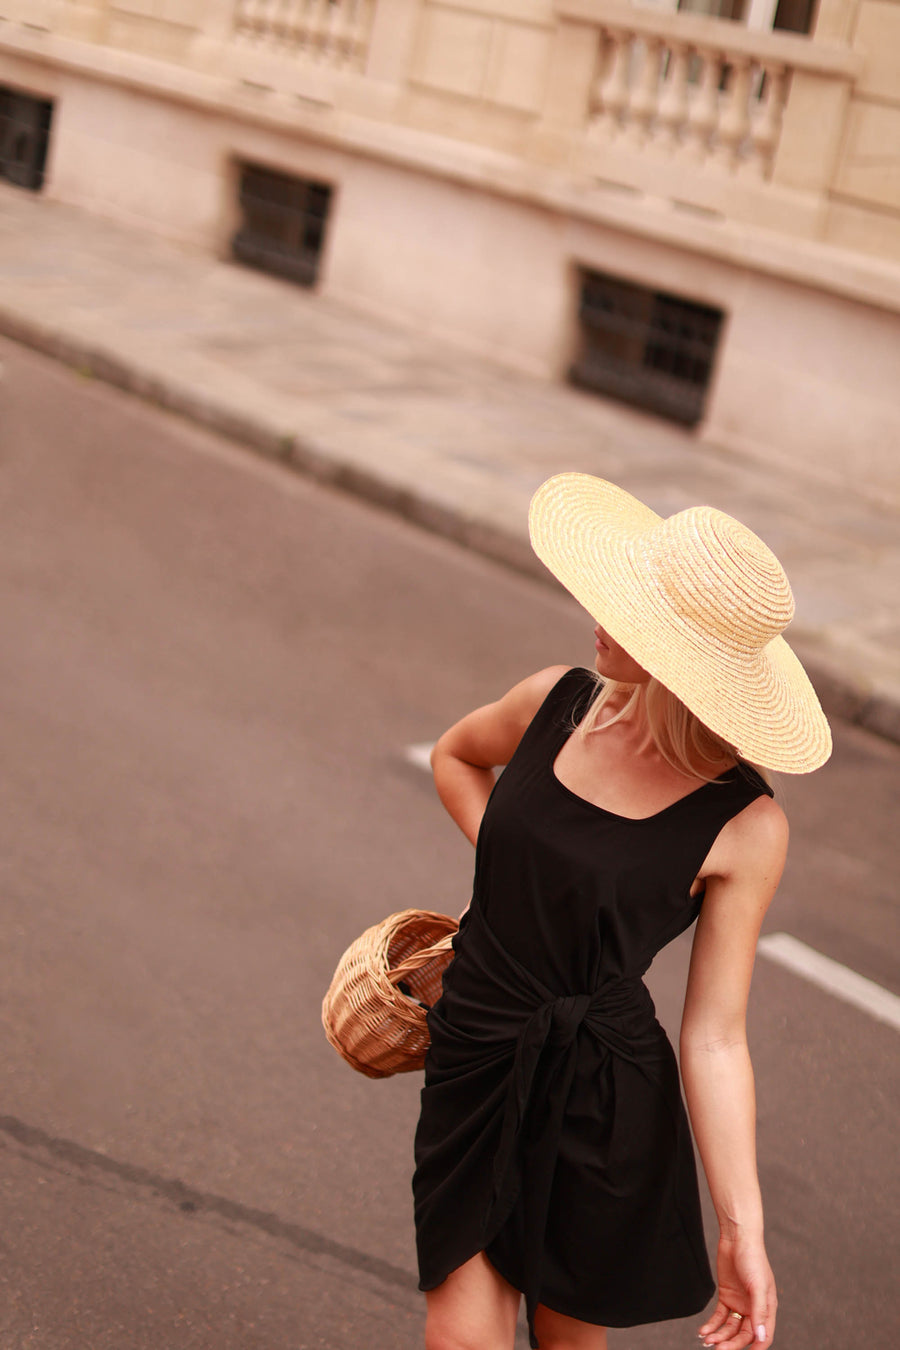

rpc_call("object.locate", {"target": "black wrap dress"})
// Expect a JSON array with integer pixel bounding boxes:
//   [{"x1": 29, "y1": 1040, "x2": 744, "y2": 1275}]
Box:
[{"x1": 413, "y1": 668, "x2": 773, "y2": 1348}]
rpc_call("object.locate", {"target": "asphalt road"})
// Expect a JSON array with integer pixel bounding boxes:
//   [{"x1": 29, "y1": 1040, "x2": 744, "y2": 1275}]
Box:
[{"x1": 0, "y1": 337, "x2": 897, "y2": 1350}]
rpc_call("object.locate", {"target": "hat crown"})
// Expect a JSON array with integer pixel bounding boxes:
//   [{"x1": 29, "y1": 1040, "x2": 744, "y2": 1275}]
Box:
[
  {"x1": 527, "y1": 473, "x2": 830, "y2": 771},
  {"x1": 640, "y1": 506, "x2": 794, "y2": 653}
]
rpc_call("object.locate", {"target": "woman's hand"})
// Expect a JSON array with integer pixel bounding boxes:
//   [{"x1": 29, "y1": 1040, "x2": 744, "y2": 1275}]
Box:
[{"x1": 698, "y1": 1231, "x2": 777, "y2": 1349}]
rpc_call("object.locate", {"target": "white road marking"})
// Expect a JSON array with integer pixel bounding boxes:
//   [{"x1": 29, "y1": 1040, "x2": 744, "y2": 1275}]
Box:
[
  {"x1": 404, "y1": 742, "x2": 435, "y2": 772},
  {"x1": 758, "y1": 933, "x2": 900, "y2": 1033}
]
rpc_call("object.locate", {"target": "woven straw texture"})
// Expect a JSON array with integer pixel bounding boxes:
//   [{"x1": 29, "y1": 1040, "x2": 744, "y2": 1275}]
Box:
[
  {"x1": 322, "y1": 909, "x2": 458, "y2": 1079},
  {"x1": 529, "y1": 474, "x2": 832, "y2": 773}
]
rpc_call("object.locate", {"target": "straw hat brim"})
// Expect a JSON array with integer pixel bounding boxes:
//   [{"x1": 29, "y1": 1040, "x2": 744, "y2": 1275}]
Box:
[{"x1": 529, "y1": 475, "x2": 832, "y2": 773}]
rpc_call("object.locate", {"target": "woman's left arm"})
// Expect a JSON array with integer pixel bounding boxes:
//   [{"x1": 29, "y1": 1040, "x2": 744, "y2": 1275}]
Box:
[{"x1": 680, "y1": 794, "x2": 790, "y2": 1350}]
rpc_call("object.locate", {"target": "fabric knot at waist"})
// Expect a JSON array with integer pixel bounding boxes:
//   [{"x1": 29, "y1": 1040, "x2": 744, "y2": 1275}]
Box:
[
  {"x1": 460, "y1": 906, "x2": 659, "y2": 1349},
  {"x1": 546, "y1": 993, "x2": 593, "y2": 1044}
]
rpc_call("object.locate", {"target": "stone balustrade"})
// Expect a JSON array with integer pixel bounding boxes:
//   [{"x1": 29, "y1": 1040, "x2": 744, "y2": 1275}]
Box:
[
  {"x1": 593, "y1": 31, "x2": 787, "y2": 179},
  {"x1": 0, "y1": 0, "x2": 865, "y2": 232},
  {"x1": 232, "y1": 0, "x2": 374, "y2": 71},
  {"x1": 556, "y1": 0, "x2": 859, "y2": 185}
]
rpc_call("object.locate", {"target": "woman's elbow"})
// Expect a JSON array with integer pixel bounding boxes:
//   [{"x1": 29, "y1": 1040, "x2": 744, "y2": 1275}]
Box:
[{"x1": 680, "y1": 1022, "x2": 748, "y2": 1058}]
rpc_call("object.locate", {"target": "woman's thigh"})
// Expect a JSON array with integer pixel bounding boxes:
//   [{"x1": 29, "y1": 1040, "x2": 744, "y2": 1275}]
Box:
[
  {"x1": 424, "y1": 1252, "x2": 520, "y2": 1350},
  {"x1": 533, "y1": 1303, "x2": 608, "y2": 1350}
]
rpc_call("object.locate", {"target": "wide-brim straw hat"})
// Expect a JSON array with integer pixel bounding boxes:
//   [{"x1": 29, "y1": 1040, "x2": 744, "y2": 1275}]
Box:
[{"x1": 528, "y1": 473, "x2": 831, "y2": 773}]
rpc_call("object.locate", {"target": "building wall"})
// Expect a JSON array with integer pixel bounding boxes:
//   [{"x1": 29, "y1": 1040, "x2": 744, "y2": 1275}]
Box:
[
  {"x1": 48, "y1": 75, "x2": 228, "y2": 243},
  {"x1": 823, "y1": 0, "x2": 900, "y2": 258},
  {"x1": 1, "y1": 2, "x2": 899, "y2": 500},
  {"x1": 326, "y1": 159, "x2": 573, "y2": 375}
]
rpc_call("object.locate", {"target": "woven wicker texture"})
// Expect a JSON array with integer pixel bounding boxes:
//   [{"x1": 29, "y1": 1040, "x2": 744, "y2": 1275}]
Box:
[
  {"x1": 322, "y1": 909, "x2": 458, "y2": 1079},
  {"x1": 529, "y1": 473, "x2": 832, "y2": 773}
]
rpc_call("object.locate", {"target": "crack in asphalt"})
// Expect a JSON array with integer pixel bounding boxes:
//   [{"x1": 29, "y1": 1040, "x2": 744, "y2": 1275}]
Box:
[{"x1": 0, "y1": 1114, "x2": 418, "y2": 1295}]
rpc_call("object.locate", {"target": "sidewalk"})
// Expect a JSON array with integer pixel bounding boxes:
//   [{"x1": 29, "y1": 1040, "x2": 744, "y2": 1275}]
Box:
[{"x1": 1, "y1": 185, "x2": 898, "y2": 745}]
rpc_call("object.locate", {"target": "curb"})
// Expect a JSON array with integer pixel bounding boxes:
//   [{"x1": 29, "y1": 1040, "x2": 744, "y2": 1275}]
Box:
[{"x1": 2, "y1": 304, "x2": 898, "y2": 753}]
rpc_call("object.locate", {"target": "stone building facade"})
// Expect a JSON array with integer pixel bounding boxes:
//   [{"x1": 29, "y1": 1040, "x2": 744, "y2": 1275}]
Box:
[{"x1": 1, "y1": 0, "x2": 898, "y2": 498}]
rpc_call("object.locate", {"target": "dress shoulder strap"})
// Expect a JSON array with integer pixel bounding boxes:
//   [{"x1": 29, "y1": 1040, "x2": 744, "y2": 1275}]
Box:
[
  {"x1": 536, "y1": 666, "x2": 599, "y2": 736},
  {"x1": 503, "y1": 667, "x2": 595, "y2": 768},
  {"x1": 674, "y1": 763, "x2": 775, "y2": 853}
]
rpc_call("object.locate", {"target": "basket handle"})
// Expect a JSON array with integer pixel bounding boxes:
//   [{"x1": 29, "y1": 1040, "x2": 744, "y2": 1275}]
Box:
[{"x1": 388, "y1": 931, "x2": 456, "y2": 985}]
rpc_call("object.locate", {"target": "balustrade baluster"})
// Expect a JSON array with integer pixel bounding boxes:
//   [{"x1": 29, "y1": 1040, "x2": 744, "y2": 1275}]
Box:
[
  {"x1": 256, "y1": 0, "x2": 274, "y2": 44},
  {"x1": 629, "y1": 38, "x2": 663, "y2": 143},
  {"x1": 335, "y1": 0, "x2": 365, "y2": 69},
  {"x1": 658, "y1": 43, "x2": 690, "y2": 151},
  {"x1": 246, "y1": 0, "x2": 271, "y2": 44},
  {"x1": 327, "y1": 0, "x2": 349, "y2": 67},
  {"x1": 323, "y1": 0, "x2": 346, "y2": 63},
  {"x1": 289, "y1": 0, "x2": 310, "y2": 52},
  {"x1": 282, "y1": 0, "x2": 304, "y2": 48},
  {"x1": 353, "y1": 0, "x2": 375, "y2": 69},
  {"x1": 235, "y1": 0, "x2": 259, "y2": 40},
  {"x1": 231, "y1": 0, "x2": 371, "y2": 67},
  {"x1": 297, "y1": 0, "x2": 318, "y2": 55},
  {"x1": 315, "y1": 0, "x2": 333, "y2": 61},
  {"x1": 259, "y1": 0, "x2": 279, "y2": 46},
  {"x1": 686, "y1": 49, "x2": 721, "y2": 162},
  {"x1": 309, "y1": 0, "x2": 333, "y2": 59},
  {"x1": 750, "y1": 63, "x2": 787, "y2": 178},
  {"x1": 270, "y1": 0, "x2": 293, "y2": 48},
  {"x1": 597, "y1": 30, "x2": 632, "y2": 135},
  {"x1": 717, "y1": 56, "x2": 753, "y2": 168},
  {"x1": 258, "y1": 0, "x2": 278, "y2": 45}
]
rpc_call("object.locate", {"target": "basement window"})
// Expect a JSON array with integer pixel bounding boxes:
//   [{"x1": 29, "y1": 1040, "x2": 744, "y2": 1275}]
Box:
[
  {"x1": 0, "y1": 87, "x2": 53, "y2": 191},
  {"x1": 570, "y1": 269, "x2": 725, "y2": 426},
  {"x1": 232, "y1": 163, "x2": 333, "y2": 287}
]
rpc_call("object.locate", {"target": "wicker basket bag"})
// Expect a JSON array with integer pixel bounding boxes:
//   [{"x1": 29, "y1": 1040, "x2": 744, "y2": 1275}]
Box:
[{"x1": 322, "y1": 909, "x2": 458, "y2": 1079}]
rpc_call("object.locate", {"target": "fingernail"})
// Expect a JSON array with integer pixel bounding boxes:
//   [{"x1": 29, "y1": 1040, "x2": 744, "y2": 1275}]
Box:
[{"x1": 756, "y1": 1328, "x2": 767, "y2": 1343}]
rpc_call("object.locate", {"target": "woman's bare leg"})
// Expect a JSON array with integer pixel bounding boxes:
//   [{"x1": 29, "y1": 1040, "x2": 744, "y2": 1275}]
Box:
[
  {"x1": 533, "y1": 1304, "x2": 608, "y2": 1350},
  {"x1": 424, "y1": 1252, "x2": 521, "y2": 1350}
]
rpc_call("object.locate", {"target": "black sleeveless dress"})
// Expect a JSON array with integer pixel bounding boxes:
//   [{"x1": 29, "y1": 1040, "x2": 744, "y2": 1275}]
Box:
[{"x1": 413, "y1": 668, "x2": 773, "y2": 1348}]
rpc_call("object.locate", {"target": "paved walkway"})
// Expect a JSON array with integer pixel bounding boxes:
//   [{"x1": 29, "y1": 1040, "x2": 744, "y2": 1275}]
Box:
[{"x1": 1, "y1": 184, "x2": 898, "y2": 744}]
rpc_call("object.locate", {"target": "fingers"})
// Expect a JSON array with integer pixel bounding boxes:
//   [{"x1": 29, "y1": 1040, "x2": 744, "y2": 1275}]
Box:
[
  {"x1": 698, "y1": 1301, "x2": 745, "y2": 1347},
  {"x1": 750, "y1": 1289, "x2": 776, "y2": 1349},
  {"x1": 698, "y1": 1306, "x2": 767, "y2": 1350},
  {"x1": 698, "y1": 1300, "x2": 731, "y2": 1342}
]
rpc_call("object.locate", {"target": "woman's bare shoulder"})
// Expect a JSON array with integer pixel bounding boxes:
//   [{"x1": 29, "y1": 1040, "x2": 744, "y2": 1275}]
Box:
[
  {"x1": 706, "y1": 791, "x2": 789, "y2": 885},
  {"x1": 731, "y1": 791, "x2": 788, "y2": 845},
  {"x1": 490, "y1": 663, "x2": 577, "y2": 728},
  {"x1": 503, "y1": 664, "x2": 574, "y2": 709},
  {"x1": 435, "y1": 665, "x2": 576, "y2": 770}
]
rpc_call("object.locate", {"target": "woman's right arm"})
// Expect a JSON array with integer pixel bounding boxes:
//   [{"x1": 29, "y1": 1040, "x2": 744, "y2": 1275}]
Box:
[{"x1": 430, "y1": 665, "x2": 570, "y2": 846}]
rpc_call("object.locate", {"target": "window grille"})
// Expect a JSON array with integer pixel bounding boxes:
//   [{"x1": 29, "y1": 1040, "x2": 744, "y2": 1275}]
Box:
[
  {"x1": 0, "y1": 88, "x2": 53, "y2": 191},
  {"x1": 232, "y1": 163, "x2": 333, "y2": 287},
  {"x1": 570, "y1": 270, "x2": 725, "y2": 426}
]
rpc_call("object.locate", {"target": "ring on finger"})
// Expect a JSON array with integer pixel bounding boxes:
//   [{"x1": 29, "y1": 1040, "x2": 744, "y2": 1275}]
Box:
[{"x1": 729, "y1": 1311, "x2": 744, "y2": 1321}]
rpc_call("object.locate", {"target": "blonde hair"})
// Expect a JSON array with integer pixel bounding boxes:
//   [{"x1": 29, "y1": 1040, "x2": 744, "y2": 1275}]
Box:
[{"x1": 577, "y1": 672, "x2": 754, "y2": 782}]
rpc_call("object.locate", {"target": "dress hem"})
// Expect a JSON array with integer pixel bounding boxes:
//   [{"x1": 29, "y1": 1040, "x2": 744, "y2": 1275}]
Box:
[{"x1": 418, "y1": 1246, "x2": 716, "y2": 1331}]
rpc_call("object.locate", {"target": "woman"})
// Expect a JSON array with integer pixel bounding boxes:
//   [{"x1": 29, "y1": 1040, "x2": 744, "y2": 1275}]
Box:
[{"x1": 412, "y1": 475, "x2": 831, "y2": 1350}]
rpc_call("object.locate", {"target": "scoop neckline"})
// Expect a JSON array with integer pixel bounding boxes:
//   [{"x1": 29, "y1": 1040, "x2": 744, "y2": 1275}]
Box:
[{"x1": 549, "y1": 738, "x2": 736, "y2": 824}]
